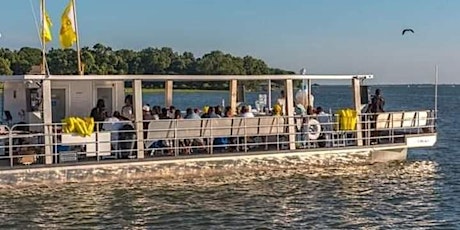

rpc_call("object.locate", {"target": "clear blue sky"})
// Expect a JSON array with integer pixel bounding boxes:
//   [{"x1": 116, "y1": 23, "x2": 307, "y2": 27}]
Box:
[{"x1": 0, "y1": 0, "x2": 458, "y2": 84}]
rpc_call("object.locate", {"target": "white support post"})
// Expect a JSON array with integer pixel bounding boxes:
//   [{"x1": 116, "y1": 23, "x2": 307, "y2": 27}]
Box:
[
  {"x1": 352, "y1": 78, "x2": 363, "y2": 146},
  {"x1": 42, "y1": 79, "x2": 53, "y2": 164},
  {"x1": 133, "y1": 79, "x2": 144, "y2": 158},
  {"x1": 165, "y1": 80, "x2": 173, "y2": 107},
  {"x1": 229, "y1": 79, "x2": 238, "y2": 115},
  {"x1": 285, "y1": 79, "x2": 296, "y2": 150}
]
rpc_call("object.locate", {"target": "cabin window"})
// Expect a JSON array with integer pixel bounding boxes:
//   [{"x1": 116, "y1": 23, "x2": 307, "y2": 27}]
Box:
[{"x1": 26, "y1": 88, "x2": 41, "y2": 112}]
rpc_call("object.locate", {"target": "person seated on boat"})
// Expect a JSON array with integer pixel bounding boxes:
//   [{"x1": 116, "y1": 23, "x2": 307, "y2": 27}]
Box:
[
  {"x1": 201, "y1": 106, "x2": 210, "y2": 118},
  {"x1": 240, "y1": 105, "x2": 254, "y2": 118},
  {"x1": 224, "y1": 106, "x2": 233, "y2": 117},
  {"x1": 295, "y1": 102, "x2": 306, "y2": 115},
  {"x1": 316, "y1": 107, "x2": 332, "y2": 147},
  {"x1": 159, "y1": 108, "x2": 170, "y2": 119},
  {"x1": 183, "y1": 108, "x2": 205, "y2": 153},
  {"x1": 90, "y1": 99, "x2": 108, "y2": 131},
  {"x1": 174, "y1": 110, "x2": 183, "y2": 119},
  {"x1": 121, "y1": 95, "x2": 134, "y2": 120},
  {"x1": 215, "y1": 105, "x2": 223, "y2": 117},
  {"x1": 142, "y1": 105, "x2": 153, "y2": 139},
  {"x1": 276, "y1": 90, "x2": 286, "y2": 115},
  {"x1": 185, "y1": 108, "x2": 201, "y2": 119},
  {"x1": 207, "y1": 107, "x2": 221, "y2": 118},
  {"x1": 272, "y1": 104, "x2": 282, "y2": 116},
  {"x1": 168, "y1": 106, "x2": 176, "y2": 119},
  {"x1": 102, "y1": 111, "x2": 125, "y2": 151},
  {"x1": 151, "y1": 106, "x2": 160, "y2": 120}
]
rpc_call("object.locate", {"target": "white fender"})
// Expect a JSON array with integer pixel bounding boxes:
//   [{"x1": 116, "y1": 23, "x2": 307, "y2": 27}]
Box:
[{"x1": 306, "y1": 118, "x2": 321, "y2": 140}]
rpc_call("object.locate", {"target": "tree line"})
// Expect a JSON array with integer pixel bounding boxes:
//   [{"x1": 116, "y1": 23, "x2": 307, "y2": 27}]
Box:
[{"x1": 0, "y1": 43, "x2": 294, "y2": 90}]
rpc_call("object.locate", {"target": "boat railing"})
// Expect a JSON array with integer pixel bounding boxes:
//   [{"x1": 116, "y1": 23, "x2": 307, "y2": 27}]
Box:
[{"x1": 0, "y1": 110, "x2": 436, "y2": 168}]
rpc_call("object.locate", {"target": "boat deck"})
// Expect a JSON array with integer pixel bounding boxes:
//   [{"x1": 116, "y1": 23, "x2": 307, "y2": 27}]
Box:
[{"x1": 0, "y1": 111, "x2": 436, "y2": 169}]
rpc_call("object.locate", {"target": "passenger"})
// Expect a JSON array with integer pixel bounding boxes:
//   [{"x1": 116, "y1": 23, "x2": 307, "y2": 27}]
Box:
[
  {"x1": 272, "y1": 104, "x2": 282, "y2": 116},
  {"x1": 90, "y1": 99, "x2": 108, "y2": 131},
  {"x1": 121, "y1": 95, "x2": 133, "y2": 120},
  {"x1": 184, "y1": 108, "x2": 204, "y2": 153},
  {"x1": 201, "y1": 106, "x2": 210, "y2": 118},
  {"x1": 276, "y1": 90, "x2": 286, "y2": 115},
  {"x1": 159, "y1": 108, "x2": 170, "y2": 119},
  {"x1": 316, "y1": 107, "x2": 332, "y2": 147},
  {"x1": 185, "y1": 108, "x2": 201, "y2": 119},
  {"x1": 240, "y1": 106, "x2": 254, "y2": 118},
  {"x1": 174, "y1": 109, "x2": 183, "y2": 119},
  {"x1": 295, "y1": 102, "x2": 306, "y2": 115},
  {"x1": 168, "y1": 106, "x2": 176, "y2": 119},
  {"x1": 208, "y1": 107, "x2": 221, "y2": 118},
  {"x1": 367, "y1": 89, "x2": 385, "y2": 143},
  {"x1": 151, "y1": 106, "x2": 160, "y2": 120},
  {"x1": 102, "y1": 111, "x2": 124, "y2": 152},
  {"x1": 142, "y1": 105, "x2": 153, "y2": 139},
  {"x1": 215, "y1": 105, "x2": 223, "y2": 117},
  {"x1": 369, "y1": 89, "x2": 385, "y2": 113},
  {"x1": 224, "y1": 106, "x2": 233, "y2": 117}
]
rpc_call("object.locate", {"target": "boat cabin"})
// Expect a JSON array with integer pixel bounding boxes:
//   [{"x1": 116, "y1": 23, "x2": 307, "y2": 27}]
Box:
[{"x1": 2, "y1": 77, "x2": 125, "y2": 125}]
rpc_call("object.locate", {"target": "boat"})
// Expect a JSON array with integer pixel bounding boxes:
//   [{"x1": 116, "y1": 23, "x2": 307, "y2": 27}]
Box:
[
  {"x1": 0, "y1": 0, "x2": 437, "y2": 185},
  {"x1": 0, "y1": 73, "x2": 437, "y2": 186}
]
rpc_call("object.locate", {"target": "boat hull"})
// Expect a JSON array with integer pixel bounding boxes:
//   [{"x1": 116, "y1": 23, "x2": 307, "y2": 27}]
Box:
[{"x1": 0, "y1": 143, "x2": 416, "y2": 187}]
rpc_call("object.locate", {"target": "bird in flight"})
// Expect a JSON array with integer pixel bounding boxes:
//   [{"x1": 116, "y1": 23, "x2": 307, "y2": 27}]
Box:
[{"x1": 402, "y1": 29, "x2": 414, "y2": 35}]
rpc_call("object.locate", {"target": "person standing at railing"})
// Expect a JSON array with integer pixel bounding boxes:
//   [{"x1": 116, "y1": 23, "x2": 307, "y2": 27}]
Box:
[
  {"x1": 368, "y1": 89, "x2": 385, "y2": 113},
  {"x1": 366, "y1": 89, "x2": 385, "y2": 144}
]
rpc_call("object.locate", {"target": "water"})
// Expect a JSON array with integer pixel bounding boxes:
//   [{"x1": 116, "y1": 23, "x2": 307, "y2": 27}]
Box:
[{"x1": 0, "y1": 85, "x2": 459, "y2": 229}]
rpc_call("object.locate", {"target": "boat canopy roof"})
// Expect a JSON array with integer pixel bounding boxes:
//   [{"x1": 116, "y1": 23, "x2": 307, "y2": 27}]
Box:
[{"x1": 0, "y1": 74, "x2": 373, "y2": 82}]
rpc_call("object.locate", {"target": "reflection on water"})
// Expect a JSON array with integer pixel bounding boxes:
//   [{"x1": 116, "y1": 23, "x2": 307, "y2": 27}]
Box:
[{"x1": 0, "y1": 156, "x2": 455, "y2": 229}]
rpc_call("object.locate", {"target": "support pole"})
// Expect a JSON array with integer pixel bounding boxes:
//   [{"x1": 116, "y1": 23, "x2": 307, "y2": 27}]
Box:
[
  {"x1": 42, "y1": 79, "x2": 53, "y2": 164},
  {"x1": 229, "y1": 79, "x2": 238, "y2": 115},
  {"x1": 352, "y1": 77, "x2": 363, "y2": 146},
  {"x1": 285, "y1": 79, "x2": 296, "y2": 150},
  {"x1": 133, "y1": 79, "x2": 144, "y2": 158},
  {"x1": 268, "y1": 79, "x2": 272, "y2": 110},
  {"x1": 165, "y1": 80, "x2": 173, "y2": 107},
  {"x1": 40, "y1": 0, "x2": 46, "y2": 75},
  {"x1": 72, "y1": 0, "x2": 83, "y2": 75},
  {"x1": 307, "y1": 79, "x2": 312, "y2": 107}
]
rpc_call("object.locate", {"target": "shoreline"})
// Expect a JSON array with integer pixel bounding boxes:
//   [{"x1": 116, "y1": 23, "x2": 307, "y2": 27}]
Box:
[{"x1": 124, "y1": 88, "x2": 227, "y2": 93}]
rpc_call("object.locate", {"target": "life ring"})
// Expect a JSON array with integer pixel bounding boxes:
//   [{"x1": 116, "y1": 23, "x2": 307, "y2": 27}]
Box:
[{"x1": 304, "y1": 118, "x2": 322, "y2": 140}]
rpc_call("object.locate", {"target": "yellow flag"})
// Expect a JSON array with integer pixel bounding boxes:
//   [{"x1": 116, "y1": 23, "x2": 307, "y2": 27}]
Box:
[
  {"x1": 41, "y1": 11, "x2": 53, "y2": 43},
  {"x1": 60, "y1": 0, "x2": 77, "y2": 48}
]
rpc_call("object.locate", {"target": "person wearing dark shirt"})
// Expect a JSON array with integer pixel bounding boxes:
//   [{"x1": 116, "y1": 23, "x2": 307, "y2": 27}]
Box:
[
  {"x1": 369, "y1": 89, "x2": 385, "y2": 113},
  {"x1": 90, "y1": 99, "x2": 108, "y2": 131}
]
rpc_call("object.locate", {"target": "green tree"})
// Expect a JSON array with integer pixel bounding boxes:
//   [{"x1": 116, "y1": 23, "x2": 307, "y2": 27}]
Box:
[
  {"x1": 0, "y1": 43, "x2": 294, "y2": 89},
  {"x1": 0, "y1": 57, "x2": 13, "y2": 75}
]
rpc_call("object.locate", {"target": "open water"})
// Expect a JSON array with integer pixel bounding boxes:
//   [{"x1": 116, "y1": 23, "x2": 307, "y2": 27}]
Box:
[{"x1": 0, "y1": 85, "x2": 458, "y2": 229}]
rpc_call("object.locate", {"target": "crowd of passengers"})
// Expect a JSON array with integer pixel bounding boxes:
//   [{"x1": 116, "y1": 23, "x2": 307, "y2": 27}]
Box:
[{"x1": 88, "y1": 89, "x2": 386, "y2": 155}]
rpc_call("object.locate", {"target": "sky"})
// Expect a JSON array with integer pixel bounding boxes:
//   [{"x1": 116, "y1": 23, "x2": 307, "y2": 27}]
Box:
[{"x1": 0, "y1": 0, "x2": 459, "y2": 84}]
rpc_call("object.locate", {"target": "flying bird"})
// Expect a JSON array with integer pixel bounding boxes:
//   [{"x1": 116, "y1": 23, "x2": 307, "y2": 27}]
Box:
[{"x1": 402, "y1": 29, "x2": 414, "y2": 35}]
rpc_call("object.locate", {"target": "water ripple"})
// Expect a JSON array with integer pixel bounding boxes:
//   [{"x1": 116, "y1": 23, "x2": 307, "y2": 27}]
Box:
[{"x1": 0, "y1": 156, "x2": 455, "y2": 229}]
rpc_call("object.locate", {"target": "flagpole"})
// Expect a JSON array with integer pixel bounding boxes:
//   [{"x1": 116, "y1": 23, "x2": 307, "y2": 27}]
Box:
[
  {"x1": 72, "y1": 0, "x2": 83, "y2": 75},
  {"x1": 41, "y1": 0, "x2": 46, "y2": 75}
]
